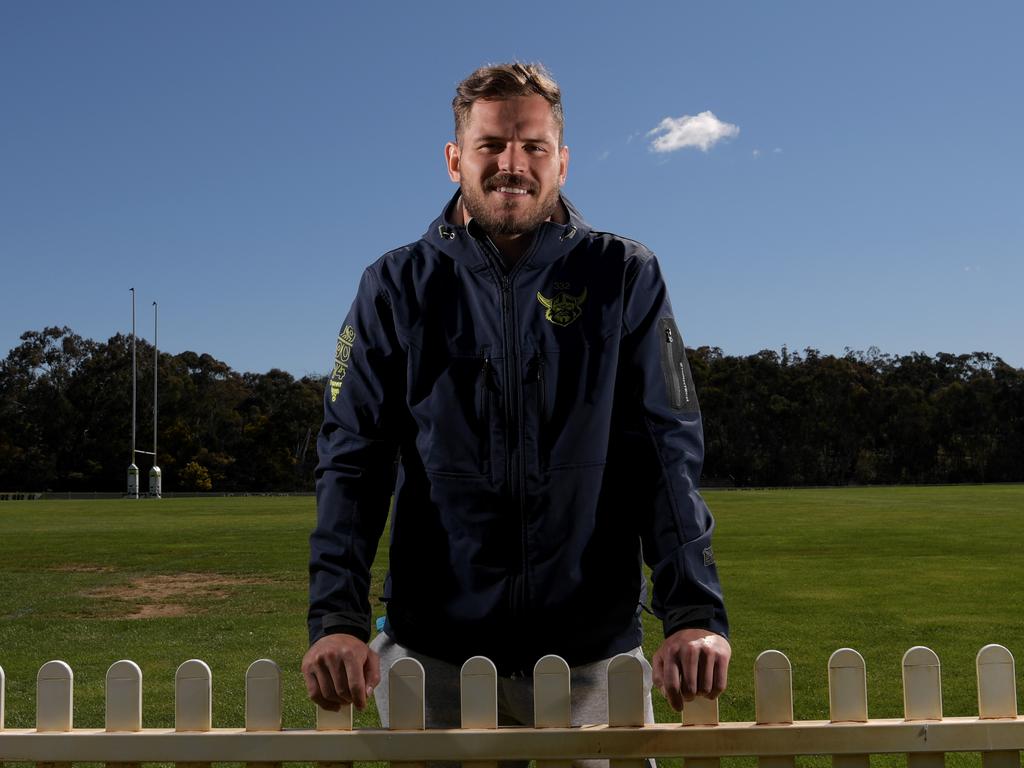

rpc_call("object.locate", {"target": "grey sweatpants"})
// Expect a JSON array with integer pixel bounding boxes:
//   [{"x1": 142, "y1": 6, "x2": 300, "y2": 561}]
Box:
[{"x1": 369, "y1": 632, "x2": 655, "y2": 767}]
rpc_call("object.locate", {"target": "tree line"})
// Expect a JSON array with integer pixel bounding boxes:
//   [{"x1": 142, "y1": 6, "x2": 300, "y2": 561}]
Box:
[
  {"x1": 0, "y1": 327, "x2": 322, "y2": 492},
  {"x1": 1, "y1": 327, "x2": 1022, "y2": 492}
]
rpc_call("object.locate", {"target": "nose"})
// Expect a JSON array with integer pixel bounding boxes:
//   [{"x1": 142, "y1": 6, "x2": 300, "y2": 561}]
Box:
[{"x1": 497, "y1": 143, "x2": 525, "y2": 174}]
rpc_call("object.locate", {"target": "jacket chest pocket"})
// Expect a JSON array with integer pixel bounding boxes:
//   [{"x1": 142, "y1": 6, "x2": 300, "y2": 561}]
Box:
[
  {"x1": 410, "y1": 347, "x2": 501, "y2": 478},
  {"x1": 522, "y1": 337, "x2": 617, "y2": 480}
]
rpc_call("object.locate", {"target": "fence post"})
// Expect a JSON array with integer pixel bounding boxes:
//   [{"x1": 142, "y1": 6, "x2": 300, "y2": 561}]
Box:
[
  {"x1": 245, "y1": 659, "x2": 283, "y2": 768},
  {"x1": 534, "y1": 655, "x2": 571, "y2": 728},
  {"x1": 683, "y1": 695, "x2": 721, "y2": 768},
  {"x1": 461, "y1": 656, "x2": 497, "y2": 729},
  {"x1": 35, "y1": 660, "x2": 73, "y2": 768},
  {"x1": 316, "y1": 702, "x2": 353, "y2": 730},
  {"x1": 534, "y1": 655, "x2": 571, "y2": 768},
  {"x1": 462, "y1": 656, "x2": 498, "y2": 768},
  {"x1": 175, "y1": 659, "x2": 213, "y2": 768},
  {"x1": 828, "y1": 648, "x2": 868, "y2": 768},
  {"x1": 902, "y1": 646, "x2": 943, "y2": 768},
  {"x1": 977, "y1": 644, "x2": 1016, "y2": 719},
  {"x1": 608, "y1": 653, "x2": 645, "y2": 768},
  {"x1": 976, "y1": 644, "x2": 1018, "y2": 768},
  {"x1": 755, "y1": 650, "x2": 794, "y2": 768},
  {"x1": 36, "y1": 660, "x2": 73, "y2": 732},
  {"x1": 105, "y1": 660, "x2": 142, "y2": 768},
  {"x1": 175, "y1": 659, "x2": 212, "y2": 732},
  {"x1": 245, "y1": 659, "x2": 282, "y2": 731},
  {"x1": 0, "y1": 663, "x2": 5, "y2": 730},
  {"x1": 315, "y1": 694, "x2": 353, "y2": 768},
  {"x1": 390, "y1": 657, "x2": 425, "y2": 768},
  {"x1": 105, "y1": 659, "x2": 143, "y2": 732}
]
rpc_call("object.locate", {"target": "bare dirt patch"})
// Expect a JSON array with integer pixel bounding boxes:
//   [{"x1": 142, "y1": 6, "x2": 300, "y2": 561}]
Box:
[
  {"x1": 52, "y1": 564, "x2": 117, "y2": 573},
  {"x1": 84, "y1": 573, "x2": 266, "y2": 620}
]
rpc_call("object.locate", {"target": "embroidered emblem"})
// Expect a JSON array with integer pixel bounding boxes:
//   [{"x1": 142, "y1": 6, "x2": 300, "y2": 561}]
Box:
[
  {"x1": 536, "y1": 287, "x2": 587, "y2": 327},
  {"x1": 703, "y1": 546, "x2": 715, "y2": 567},
  {"x1": 329, "y1": 325, "x2": 357, "y2": 402}
]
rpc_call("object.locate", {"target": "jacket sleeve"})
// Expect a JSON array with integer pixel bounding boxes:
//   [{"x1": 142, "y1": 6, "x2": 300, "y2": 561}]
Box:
[
  {"x1": 308, "y1": 265, "x2": 404, "y2": 645},
  {"x1": 619, "y1": 250, "x2": 729, "y2": 640}
]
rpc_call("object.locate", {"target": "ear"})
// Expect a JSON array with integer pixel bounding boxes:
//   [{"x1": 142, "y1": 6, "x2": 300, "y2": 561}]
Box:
[
  {"x1": 445, "y1": 141, "x2": 461, "y2": 183},
  {"x1": 558, "y1": 144, "x2": 569, "y2": 186}
]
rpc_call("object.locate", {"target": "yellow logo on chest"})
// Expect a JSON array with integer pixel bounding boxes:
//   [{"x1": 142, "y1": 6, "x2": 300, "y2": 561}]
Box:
[{"x1": 536, "y1": 287, "x2": 587, "y2": 327}]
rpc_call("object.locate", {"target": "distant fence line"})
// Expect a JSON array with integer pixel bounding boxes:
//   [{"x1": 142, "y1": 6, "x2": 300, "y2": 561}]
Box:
[
  {"x1": 0, "y1": 491, "x2": 316, "y2": 501},
  {"x1": 5, "y1": 483, "x2": 1023, "y2": 502},
  {"x1": 1, "y1": 645, "x2": 1020, "y2": 764}
]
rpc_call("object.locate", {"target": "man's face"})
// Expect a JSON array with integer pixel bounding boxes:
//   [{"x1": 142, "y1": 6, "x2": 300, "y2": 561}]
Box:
[{"x1": 445, "y1": 95, "x2": 569, "y2": 237}]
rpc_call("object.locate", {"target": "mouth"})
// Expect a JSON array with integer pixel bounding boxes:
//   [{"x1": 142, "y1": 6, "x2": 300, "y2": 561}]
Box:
[{"x1": 493, "y1": 186, "x2": 531, "y2": 196}]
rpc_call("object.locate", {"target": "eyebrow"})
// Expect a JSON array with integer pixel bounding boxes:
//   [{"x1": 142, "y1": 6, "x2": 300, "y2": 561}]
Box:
[{"x1": 474, "y1": 135, "x2": 553, "y2": 146}]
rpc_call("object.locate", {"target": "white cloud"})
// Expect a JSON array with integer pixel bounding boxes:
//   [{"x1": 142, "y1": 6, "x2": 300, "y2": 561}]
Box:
[
  {"x1": 647, "y1": 111, "x2": 739, "y2": 153},
  {"x1": 752, "y1": 148, "x2": 762, "y2": 158}
]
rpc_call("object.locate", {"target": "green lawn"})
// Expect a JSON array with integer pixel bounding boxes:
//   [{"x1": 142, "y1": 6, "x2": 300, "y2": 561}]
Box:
[{"x1": 1, "y1": 486, "x2": 1022, "y2": 765}]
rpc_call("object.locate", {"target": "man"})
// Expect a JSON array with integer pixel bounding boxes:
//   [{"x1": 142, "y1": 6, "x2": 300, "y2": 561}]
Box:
[{"x1": 303, "y1": 62, "x2": 730, "y2": 726}]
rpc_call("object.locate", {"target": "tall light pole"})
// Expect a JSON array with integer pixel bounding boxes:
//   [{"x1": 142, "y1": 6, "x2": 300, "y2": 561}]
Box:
[
  {"x1": 149, "y1": 301, "x2": 162, "y2": 498},
  {"x1": 127, "y1": 288, "x2": 139, "y2": 498}
]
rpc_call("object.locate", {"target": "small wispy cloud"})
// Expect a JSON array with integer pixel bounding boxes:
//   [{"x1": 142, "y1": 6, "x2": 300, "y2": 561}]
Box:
[
  {"x1": 647, "y1": 111, "x2": 739, "y2": 153},
  {"x1": 752, "y1": 148, "x2": 762, "y2": 158},
  {"x1": 597, "y1": 149, "x2": 610, "y2": 162}
]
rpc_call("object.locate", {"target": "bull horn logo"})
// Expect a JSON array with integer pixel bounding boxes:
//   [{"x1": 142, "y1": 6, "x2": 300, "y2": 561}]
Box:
[{"x1": 537, "y1": 287, "x2": 587, "y2": 327}]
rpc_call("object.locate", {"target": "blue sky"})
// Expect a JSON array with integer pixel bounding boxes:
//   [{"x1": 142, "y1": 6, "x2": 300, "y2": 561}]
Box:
[{"x1": 2, "y1": 1, "x2": 1022, "y2": 376}]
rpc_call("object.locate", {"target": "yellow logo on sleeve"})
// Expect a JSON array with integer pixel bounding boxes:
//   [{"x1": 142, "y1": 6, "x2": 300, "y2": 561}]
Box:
[{"x1": 329, "y1": 325, "x2": 357, "y2": 402}]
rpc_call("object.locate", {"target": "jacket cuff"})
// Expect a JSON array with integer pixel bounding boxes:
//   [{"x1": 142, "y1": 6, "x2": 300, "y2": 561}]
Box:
[
  {"x1": 663, "y1": 605, "x2": 728, "y2": 639},
  {"x1": 317, "y1": 611, "x2": 372, "y2": 644}
]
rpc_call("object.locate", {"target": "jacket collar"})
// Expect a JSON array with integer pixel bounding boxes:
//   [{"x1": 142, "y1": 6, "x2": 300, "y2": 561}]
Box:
[{"x1": 424, "y1": 188, "x2": 591, "y2": 269}]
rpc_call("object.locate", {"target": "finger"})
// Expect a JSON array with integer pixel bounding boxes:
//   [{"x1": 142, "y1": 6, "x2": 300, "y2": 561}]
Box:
[
  {"x1": 710, "y1": 652, "x2": 729, "y2": 699},
  {"x1": 700, "y1": 647, "x2": 715, "y2": 697},
  {"x1": 682, "y1": 643, "x2": 699, "y2": 701},
  {"x1": 662, "y1": 654, "x2": 684, "y2": 711},
  {"x1": 652, "y1": 651, "x2": 665, "y2": 690},
  {"x1": 313, "y1": 665, "x2": 343, "y2": 706},
  {"x1": 344, "y1": 653, "x2": 367, "y2": 709},
  {"x1": 322, "y1": 657, "x2": 351, "y2": 705},
  {"x1": 302, "y1": 665, "x2": 319, "y2": 700}
]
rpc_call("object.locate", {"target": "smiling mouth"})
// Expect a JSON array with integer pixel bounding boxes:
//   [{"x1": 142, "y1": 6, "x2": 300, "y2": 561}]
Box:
[{"x1": 494, "y1": 186, "x2": 530, "y2": 196}]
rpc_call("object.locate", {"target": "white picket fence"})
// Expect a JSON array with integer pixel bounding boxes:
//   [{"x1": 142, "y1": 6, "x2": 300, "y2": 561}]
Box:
[{"x1": 0, "y1": 645, "x2": 1021, "y2": 765}]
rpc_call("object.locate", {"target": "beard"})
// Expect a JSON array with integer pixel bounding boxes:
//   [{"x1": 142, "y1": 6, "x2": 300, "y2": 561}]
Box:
[{"x1": 461, "y1": 173, "x2": 561, "y2": 237}]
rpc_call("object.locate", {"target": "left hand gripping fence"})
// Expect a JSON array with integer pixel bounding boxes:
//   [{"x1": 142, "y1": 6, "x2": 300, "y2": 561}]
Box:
[{"x1": 0, "y1": 645, "x2": 1021, "y2": 765}]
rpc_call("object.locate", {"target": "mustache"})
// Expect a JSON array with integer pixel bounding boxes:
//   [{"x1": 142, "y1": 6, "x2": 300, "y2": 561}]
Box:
[{"x1": 485, "y1": 174, "x2": 537, "y2": 193}]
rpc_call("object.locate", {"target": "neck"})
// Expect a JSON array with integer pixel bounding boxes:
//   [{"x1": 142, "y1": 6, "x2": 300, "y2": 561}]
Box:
[{"x1": 455, "y1": 195, "x2": 568, "y2": 266}]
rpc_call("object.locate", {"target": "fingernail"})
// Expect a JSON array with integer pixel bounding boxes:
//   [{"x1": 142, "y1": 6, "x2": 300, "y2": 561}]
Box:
[{"x1": 367, "y1": 686, "x2": 374, "y2": 697}]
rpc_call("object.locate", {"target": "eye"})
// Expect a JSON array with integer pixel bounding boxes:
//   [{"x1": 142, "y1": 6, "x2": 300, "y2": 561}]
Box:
[{"x1": 525, "y1": 144, "x2": 547, "y2": 153}]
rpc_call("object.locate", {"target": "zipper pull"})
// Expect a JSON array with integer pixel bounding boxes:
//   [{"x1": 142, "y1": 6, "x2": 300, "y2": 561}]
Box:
[{"x1": 664, "y1": 326, "x2": 674, "y2": 345}]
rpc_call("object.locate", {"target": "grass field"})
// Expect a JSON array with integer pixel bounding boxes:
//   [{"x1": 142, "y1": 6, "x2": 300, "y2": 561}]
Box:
[{"x1": 1, "y1": 485, "x2": 1023, "y2": 765}]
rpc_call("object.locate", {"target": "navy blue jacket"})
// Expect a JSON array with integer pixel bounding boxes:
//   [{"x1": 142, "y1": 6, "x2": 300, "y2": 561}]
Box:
[{"x1": 308, "y1": 192, "x2": 728, "y2": 674}]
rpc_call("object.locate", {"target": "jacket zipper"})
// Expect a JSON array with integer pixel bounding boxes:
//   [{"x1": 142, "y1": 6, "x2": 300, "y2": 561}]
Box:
[
  {"x1": 480, "y1": 353, "x2": 493, "y2": 475},
  {"x1": 661, "y1": 320, "x2": 683, "y2": 409},
  {"x1": 534, "y1": 352, "x2": 547, "y2": 471},
  {"x1": 478, "y1": 236, "x2": 532, "y2": 618}
]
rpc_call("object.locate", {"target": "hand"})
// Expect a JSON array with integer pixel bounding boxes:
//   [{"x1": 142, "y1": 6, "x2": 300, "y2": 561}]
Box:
[
  {"x1": 652, "y1": 628, "x2": 731, "y2": 710},
  {"x1": 302, "y1": 633, "x2": 381, "y2": 710}
]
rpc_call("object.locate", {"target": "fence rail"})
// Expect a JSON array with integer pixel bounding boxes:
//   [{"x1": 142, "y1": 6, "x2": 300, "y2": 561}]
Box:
[{"x1": 0, "y1": 645, "x2": 1020, "y2": 764}]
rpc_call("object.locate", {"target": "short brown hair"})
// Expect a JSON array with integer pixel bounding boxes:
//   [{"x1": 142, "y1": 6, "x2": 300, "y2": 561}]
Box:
[{"x1": 452, "y1": 62, "x2": 564, "y2": 145}]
